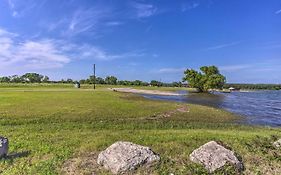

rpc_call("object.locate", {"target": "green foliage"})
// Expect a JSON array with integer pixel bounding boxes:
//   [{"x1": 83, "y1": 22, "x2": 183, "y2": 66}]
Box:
[
  {"x1": 171, "y1": 81, "x2": 182, "y2": 87},
  {"x1": 105, "y1": 76, "x2": 118, "y2": 85},
  {"x1": 183, "y1": 66, "x2": 226, "y2": 92},
  {"x1": 150, "y1": 80, "x2": 163, "y2": 87},
  {"x1": 95, "y1": 77, "x2": 106, "y2": 84},
  {"x1": 22, "y1": 73, "x2": 44, "y2": 83},
  {"x1": 117, "y1": 80, "x2": 149, "y2": 86},
  {"x1": 0, "y1": 73, "x2": 49, "y2": 83}
]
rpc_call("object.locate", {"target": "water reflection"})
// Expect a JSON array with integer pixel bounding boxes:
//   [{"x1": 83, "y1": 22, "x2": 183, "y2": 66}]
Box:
[{"x1": 141, "y1": 90, "x2": 281, "y2": 127}]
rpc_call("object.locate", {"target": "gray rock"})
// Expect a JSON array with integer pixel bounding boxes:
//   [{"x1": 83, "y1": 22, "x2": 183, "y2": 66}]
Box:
[
  {"x1": 97, "y1": 141, "x2": 160, "y2": 174},
  {"x1": 273, "y1": 139, "x2": 281, "y2": 148},
  {"x1": 190, "y1": 141, "x2": 243, "y2": 173},
  {"x1": 0, "y1": 136, "x2": 8, "y2": 158}
]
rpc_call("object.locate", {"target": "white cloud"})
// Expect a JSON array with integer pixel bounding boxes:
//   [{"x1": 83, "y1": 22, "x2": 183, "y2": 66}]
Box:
[
  {"x1": 275, "y1": 9, "x2": 281, "y2": 14},
  {"x1": 42, "y1": 6, "x2": 122, "y2": 37},
  {"x1": 76, "y1": 45, "x2": 144, "y2": 61},
  {"x1": 65, "y1": 7, "x2": 111, "y2": 36},
  {"x1": 45, "y1": 18, "x2": 68, "y2": 32},
  {"x1": 0, "y1": 28, "x2": 144, "y2": 71},
  {"x1": 219, "y1": 65, "x2": 252, "y2": 72},
  {"x1": 261, "y1": 42, "x2": 281, "y2": 49},
  {"x1": 131, "y1": 2, "x2": 157, "y2": 18},
  {"x1": 205, "y1": 41, "x2": 240, "y2": 50},
  {"x1": 6, "y1": 0, "x2": 44, "y2": 18},
  {"x1": 105, "y1": 21, "x2": 123, "y2": 26},
  {"x1": 152, "y1": 54, "x2": 159, "y2": 58},
  {"x1": 181, "y1": 2, "x2": 200, "y2": 12},
  {"x1": 7, "y1": 0, "x2": 17, "y2": 17},
  {"x1": 0, "y1": 28, "x2": 17, "y2": 37},
  {"x1": 157, "y1": 68, "x2": 185, "y2": 73},
  {"x1": 219, "y1": 61, "x2": 281, "y2": 73},
  {"x1": 0, "y1": 31, "x2": 70, "y2": 69}
]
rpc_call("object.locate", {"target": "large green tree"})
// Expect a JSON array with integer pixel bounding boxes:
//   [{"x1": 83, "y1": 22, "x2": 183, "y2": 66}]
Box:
[{"x1": 183, "y1": 66, "x2": 226, "y2": 92}]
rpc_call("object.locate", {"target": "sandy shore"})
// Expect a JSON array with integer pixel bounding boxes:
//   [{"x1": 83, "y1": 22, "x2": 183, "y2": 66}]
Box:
[{"x1": 110, "y1": 88, "x2": 183, "y2": 96}]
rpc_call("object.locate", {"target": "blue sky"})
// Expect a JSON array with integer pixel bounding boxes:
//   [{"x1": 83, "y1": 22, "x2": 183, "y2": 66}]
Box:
[{"x1": 0, "y1": 0, "x2": 280, "y2": 83}]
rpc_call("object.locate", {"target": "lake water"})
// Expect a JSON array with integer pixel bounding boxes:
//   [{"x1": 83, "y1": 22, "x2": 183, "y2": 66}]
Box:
[{"x1": 141, "y1": 90, "x2": 281, "y2": 127}]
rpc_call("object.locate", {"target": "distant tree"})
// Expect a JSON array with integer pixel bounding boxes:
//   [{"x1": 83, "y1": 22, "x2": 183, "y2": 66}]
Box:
[
  {"x1": 171, "y1": 81, "x2": 182, "y2": 87},
  {"x1": 117, "y1": 80, "x2": 126, "y2": 85},
  {"x1": 21, "y1": 73, "x2": 44, "y2": 83},
  {"x1": 96, "y1": 77, "x2": 105, "y2": 84},
  {"x1": 105, "y1": 76, "x2": 117, "y2": 85},
  {"x1": 10, "y1": 75, "x2": 23, "y2": 83},
  {"x1": 60, "y1": 79, "x2": 66, "y2": 83},
  {"x1": 0, "y1": 76, "x2": 10, "y2": 83},
  {"x1": 87, "y1": 76, "x2": 105, "y2": 84},
  {"x1": 183, "y1": 65, "x2": 225, "y2": 92},
  {"x1": 150, "y1": 80, "x2": 163, "y2": 87},
  {"x1": 79, "y1": 79, "x2": 86, "y2": 84},
  {"x1": 66, "y1": 78, "x2": 73, "y2": 83},
  {"x1": 133, "y1": 80, "x2": 142, "y2": 86},
  {"x1": 87, "y1": 75, "x2": 95, "y2": 84},
  {"x1": 42, "y1": 76, "x2": 49, "y2": 83}
]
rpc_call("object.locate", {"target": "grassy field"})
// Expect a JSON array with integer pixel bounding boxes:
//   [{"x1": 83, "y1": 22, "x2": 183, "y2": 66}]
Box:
[{"x1": 0, "y1": 84, "x2": 280, "y2": 174}]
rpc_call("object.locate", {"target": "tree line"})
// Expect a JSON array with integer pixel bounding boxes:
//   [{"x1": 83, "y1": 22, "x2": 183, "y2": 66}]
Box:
[
  {"x1": 0, "y1": 73, "x2": 49, "y2": 83},
  {"x1": 0, "y1": 73, "x2": 183, "y2": 87},
  {"x1": 223, "y1": 84, "x2": 281, "y2": 90},
  {"x1": 79, "y1": 76, "x2": 183, "y2": 87},
  {"x1": 1, "y1": 70, "x2": 280, "y2": 90}
]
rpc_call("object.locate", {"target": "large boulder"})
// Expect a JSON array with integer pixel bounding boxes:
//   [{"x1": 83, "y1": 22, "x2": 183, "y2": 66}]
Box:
[
  {"x1": 0, "y1": 136, "x2": 8, "y2": 158},
  {"x1": 97, "y1": 141, "x2": 160, "y2": 174},
  {"x1": 273, "y1": 139, "x2": 281, "y2": 148},
  {"x1": 190, "y1": 141, "x2": 243, "y2": 173}
]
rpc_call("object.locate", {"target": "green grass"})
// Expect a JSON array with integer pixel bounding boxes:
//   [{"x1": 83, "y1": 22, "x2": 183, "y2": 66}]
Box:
[{"x1": 0, "y1": 85, "x2": 280, "y2": 174}]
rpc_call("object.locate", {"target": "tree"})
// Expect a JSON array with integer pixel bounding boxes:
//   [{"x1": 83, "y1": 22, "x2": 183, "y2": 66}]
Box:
[
  {"x1": 133, "y1": 80, "x2": 142, "y2": 86},
  {"x1": 95, "y1": 77, "x2": 105, "y2": 84},
  {"x1": 183, "y1": 66, "x2": 225, "y2": 92},
  {"x1": 150, "y1": 80, "x2": 163, "y2": 87},
  {"x1": 66, "y1": 78, "x2": 73, "y2": 83},
  {"x1": 79, "y1": 79, "x2": 86, "y2": 84},
  {"x1": 171, "y1": 81, "x2": 182, "y2": 87},
  {"x1": 42, "y1": 76, "x2": 49, "y2": 83},
  {"x1": 87, "y1": 76, "x2": 105, "y2": 84},
  {"x1": 105, "y1": 76, "x2": 117, "y2": 85},
  {"x1": 21, "y1": 73, "x2": 44, "y2": 83},
  {"x1": 10, "y1": 75, "x2": 23, "y2": 83},
  {"x1": 0, "y1": 76, "x2": 10, "y2": 83}
]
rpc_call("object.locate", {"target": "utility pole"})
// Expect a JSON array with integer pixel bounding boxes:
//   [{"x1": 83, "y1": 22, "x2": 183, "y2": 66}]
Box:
[{"x1": 93, "y1": 64, "x2": 96, "y2": 89}]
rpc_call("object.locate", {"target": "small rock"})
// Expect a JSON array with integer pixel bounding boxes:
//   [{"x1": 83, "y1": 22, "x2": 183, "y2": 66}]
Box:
[
  {"x1": 0, "y1": 136, "x2": 8, "y2": 158},
  {"x1": 190, "y1": 141, "x2": 243, "y2": 173},
  {"x1": 97, "y1": 141, "x2": 160, "y2": 174},
  {"x1": 273, "y1": 139, "x2": 281, "y2": 148}
]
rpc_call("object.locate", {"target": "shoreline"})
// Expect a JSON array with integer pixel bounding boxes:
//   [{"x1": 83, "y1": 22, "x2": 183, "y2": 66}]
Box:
[{"x1": 110, "y1": 88, "x2": 183, "y2": 96}]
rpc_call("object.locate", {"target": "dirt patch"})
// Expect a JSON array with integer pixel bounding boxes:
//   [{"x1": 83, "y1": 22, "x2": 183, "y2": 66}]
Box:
[
  {"x1": 148, "y1": 105, "x2": 189, "y2": 119},
  {"x1": 61, "y1": 152, "x2": 105, "y2": 175}
]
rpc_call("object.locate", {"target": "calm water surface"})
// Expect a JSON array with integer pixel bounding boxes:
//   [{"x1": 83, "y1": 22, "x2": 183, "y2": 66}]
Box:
[{"x1": 141, "y1": 90, "x2": 281, "y2": 127}]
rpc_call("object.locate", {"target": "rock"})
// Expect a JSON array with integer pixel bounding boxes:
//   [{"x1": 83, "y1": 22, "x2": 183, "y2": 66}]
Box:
[
  {"x1": 0, "y1": 136, "x2": 8, "y2": 158},
  {"x1": 190, "y1": 141, "x2": 243, "y2": 173},
  {"x1": 97, "y1": 141, "x2": 160, "y2": 174},
  {"x1": 273, "y1": 139, "x2": 281, "y2": 148}
]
